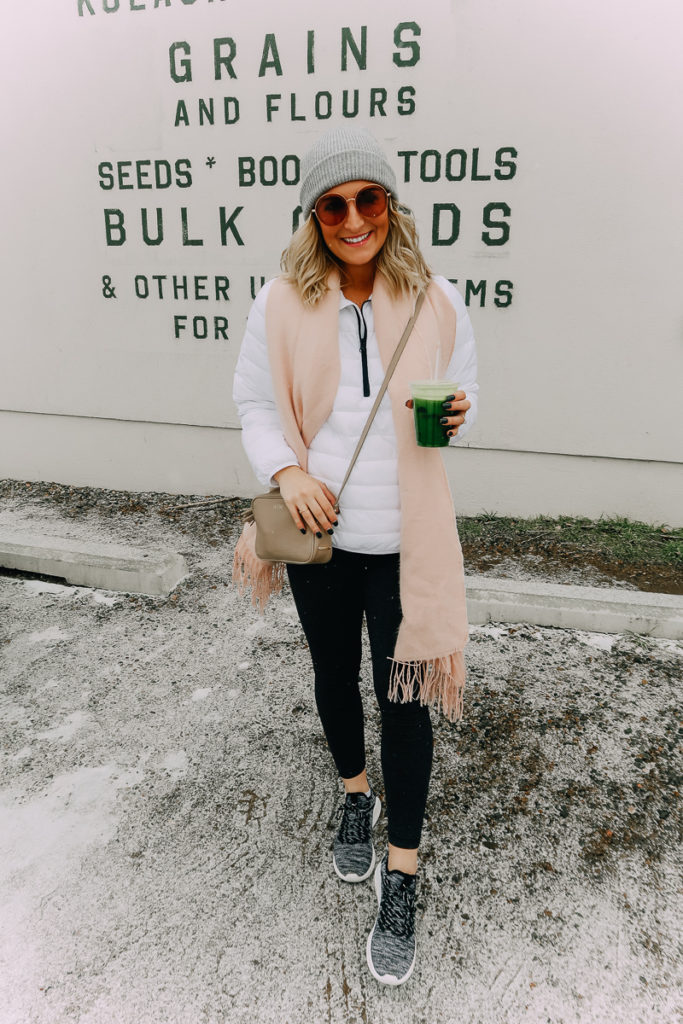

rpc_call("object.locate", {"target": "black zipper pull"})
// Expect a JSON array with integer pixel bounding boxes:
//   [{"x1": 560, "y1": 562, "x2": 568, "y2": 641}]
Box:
[{"x1": 353, "y1": 303, "x2": 371, "y2": 398}]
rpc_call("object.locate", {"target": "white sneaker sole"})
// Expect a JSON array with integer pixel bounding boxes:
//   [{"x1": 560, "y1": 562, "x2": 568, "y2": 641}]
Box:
[
  {"x1": 366, "y1": 859, "x2": 417, "y2": 986},
  {"x1": 332, "y1": 795, "x2": 381, "y2": 883}
]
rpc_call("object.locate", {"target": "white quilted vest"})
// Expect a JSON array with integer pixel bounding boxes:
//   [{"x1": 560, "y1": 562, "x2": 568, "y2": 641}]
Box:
[{"x1": 307, "y1": 294, "x2": 401, "y2": 554}]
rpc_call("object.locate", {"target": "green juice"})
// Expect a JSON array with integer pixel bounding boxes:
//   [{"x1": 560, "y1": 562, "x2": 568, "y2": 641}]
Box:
[{"x1": 411, "y1": 380, "x2": 459, "y2": 448}]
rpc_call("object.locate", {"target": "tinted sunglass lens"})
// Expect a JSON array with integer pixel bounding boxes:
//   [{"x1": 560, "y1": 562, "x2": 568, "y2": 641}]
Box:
[
  {"x1": 315, "y1": 195, "x2": 347, "y2": 225},
  {"x1": 356, "y1": 187, "x2": 387, "y2": 216}
]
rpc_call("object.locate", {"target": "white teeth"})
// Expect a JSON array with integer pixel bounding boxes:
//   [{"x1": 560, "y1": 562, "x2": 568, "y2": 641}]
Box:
[{"x1": 343, "y1": 232, "x2": 371, "y2": 244}]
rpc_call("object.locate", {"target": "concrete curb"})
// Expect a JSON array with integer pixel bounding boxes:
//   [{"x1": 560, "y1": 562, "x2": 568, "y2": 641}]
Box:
[
  {"x1": 465, "y1": 574, "x2": 683, "y2": 640},
  {"x1": 0, "y1": 531, "x2": 188, "y2": 598},
  {"x1": 1, "y1": 531, "x2": 681, "y2": 639}
]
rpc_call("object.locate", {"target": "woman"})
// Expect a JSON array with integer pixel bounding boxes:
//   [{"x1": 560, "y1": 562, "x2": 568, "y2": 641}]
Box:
[{"x1": 233, "y1": 125, "x2": 478, "y2": 986}]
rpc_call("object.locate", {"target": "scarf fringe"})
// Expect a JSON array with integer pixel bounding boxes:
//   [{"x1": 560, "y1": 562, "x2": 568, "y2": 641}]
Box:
[
  {"x1": 388, "y1": 650, "x2": 466, "y2": 723},
  {"x1": 232, "y1": 521, "x2": 285, "y2": 612}
]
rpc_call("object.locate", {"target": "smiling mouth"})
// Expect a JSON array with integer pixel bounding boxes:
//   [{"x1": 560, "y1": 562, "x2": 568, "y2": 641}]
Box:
[{"x1": 341, "y1": 231, "x2": 371, "y2": 246}]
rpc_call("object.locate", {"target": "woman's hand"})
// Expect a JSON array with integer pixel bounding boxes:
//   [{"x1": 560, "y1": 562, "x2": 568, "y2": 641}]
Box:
[
  {"x1": 405, "y1": 389, "x2": 471, "y2": 437},
  {"x1": 273, "y1": 466, "x2": 338, "y2": 536}
]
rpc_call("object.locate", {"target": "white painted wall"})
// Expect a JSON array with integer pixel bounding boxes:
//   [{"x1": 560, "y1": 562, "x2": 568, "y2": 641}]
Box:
[{"x1": 1, "y1": 0, "x2": 682, "y2": 523}]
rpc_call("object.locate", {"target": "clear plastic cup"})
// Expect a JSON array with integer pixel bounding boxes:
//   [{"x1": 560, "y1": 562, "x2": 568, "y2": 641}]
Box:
[{"x1": 410, "y1": 380, "x2": 459, "y2": 447}]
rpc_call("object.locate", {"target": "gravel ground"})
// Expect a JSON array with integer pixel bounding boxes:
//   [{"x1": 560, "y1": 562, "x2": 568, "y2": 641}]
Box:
[{"x1": 1, "y1": 483, "x2": 681, "y2": 1024}]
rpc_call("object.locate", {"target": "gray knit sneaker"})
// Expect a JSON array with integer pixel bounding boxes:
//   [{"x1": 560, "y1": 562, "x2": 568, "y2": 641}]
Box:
[
  {"x1": 332, "y1": 789, "x2": 382, "y2": 882},
  {"x1": 366, "y1": 851, "x2": 417, "y2": 986}
]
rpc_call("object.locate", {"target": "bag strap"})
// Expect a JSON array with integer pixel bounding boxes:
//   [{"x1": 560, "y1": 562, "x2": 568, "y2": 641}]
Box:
[{"x1": 335, "y1": 288, "x2": 426, "y2": 509}]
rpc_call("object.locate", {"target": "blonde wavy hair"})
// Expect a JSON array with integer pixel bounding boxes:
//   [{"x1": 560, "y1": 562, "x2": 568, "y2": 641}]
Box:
[{"x1": 280, "y1": 196, "x2": 432, "y2": 307}]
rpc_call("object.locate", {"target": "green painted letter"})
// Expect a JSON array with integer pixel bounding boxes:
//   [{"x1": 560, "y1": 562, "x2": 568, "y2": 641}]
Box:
[
  {"x1": 494, "y1": 280, "x2": 513, "y2": 307},
  {"x1": 104, "y1": 209, "x2": 125, "y2": 246},
  {"x1": 465, "y1": 280, "x2": 486, "y2": 306},
  {"x1": 181, "y1": 208, "x2": 203, "y2": 246},
  {"x1": 174, "y1": 100, "x2": 189, "y2": 127},
  {"x1": 397, "y1": 86, "x2": 415, "y2": 115},
  {"x1": 214, "y1": 38, "x2": 237, "y2": 80},
  {"x1": 341, "y1": 26, "x2": 367, "y2": 71},
  {"x1": 482, "y1": 203, "x2": 510, "y2": 246},
  {"x1": 432, "y1": 204, "x2": 460, "y2": 246},
  {"x1": 170, "y1": 41, "x2": 191, "y2": 83},
  {"x1": 259, "y1": 34, "x2": 283, "y2": 77},
  {"x1": 220, "y1": 207, "x2": 245, "y2": 246},
  {"x1": 495, "y1": 148, "x2": 517, "y2": 180},
  {"x1": 307, "y1": 30, "x2": 315, "y2": 74},
  {"x1": 369, "y1": 88, "x2": 387, "y2": 117},
  {"x1": 397, "y1": 150, "x2": 418, "y2": 182},
  {"x1": 142, "y1": 209, "x2": 163, "y2": 246},
  {"x1": 393, "y1": 23, "x2": 421, "y2": 67}
]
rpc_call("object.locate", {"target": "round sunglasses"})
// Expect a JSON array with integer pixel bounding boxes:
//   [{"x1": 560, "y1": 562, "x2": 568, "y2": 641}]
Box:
[{"x1": 313, "y1": 185, "x2": 390, "y2": 227}]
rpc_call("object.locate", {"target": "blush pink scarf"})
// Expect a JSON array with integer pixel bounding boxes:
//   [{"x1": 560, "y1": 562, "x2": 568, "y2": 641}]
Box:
[{"x1": 233, "y1": 270, "x2": 469, "y2": 722}]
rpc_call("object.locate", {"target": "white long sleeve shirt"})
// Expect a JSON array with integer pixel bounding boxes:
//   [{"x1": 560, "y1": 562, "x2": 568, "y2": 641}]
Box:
[{"x1": 233, "y1": 275, "x2": 478, "y2": 554}]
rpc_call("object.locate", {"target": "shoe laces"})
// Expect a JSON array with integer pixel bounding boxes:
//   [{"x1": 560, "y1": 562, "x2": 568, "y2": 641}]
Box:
[
  {"x1": 336, "y1": 793, "x2": 373, "y2": 845},
  {"x1": 377, "y1": 870, "x2": 417, "y2": 939}
]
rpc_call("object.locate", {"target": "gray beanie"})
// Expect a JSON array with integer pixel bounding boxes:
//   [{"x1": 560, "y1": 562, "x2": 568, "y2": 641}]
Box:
[{"x1": 299, "y1": 125, "x2": 398, "y2": 220}]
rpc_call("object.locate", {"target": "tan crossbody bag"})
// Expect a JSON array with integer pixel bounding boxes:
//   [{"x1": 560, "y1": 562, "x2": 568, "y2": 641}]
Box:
[{"x1": 245, "y1": 290, "x2": 426, "y2": 565}]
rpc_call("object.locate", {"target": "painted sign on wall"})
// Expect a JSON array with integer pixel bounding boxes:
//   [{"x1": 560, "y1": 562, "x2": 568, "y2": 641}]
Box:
[
  {"x1": 83, "y1": 12, "x2": 517, "y2": 354},
  {"x1": 2, "y1": 0, "x2": 681, "y2": 515}
]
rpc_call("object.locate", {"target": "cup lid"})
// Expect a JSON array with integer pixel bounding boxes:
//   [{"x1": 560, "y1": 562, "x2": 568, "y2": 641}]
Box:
[{"x1": 410, "y1": 379, "x2": 459, "y2": 397}]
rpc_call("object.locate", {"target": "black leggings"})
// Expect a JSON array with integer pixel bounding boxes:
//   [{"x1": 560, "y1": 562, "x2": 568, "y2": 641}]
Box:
[{"x1": 286, "y1": 548, "x2": 433, "y2": 848}]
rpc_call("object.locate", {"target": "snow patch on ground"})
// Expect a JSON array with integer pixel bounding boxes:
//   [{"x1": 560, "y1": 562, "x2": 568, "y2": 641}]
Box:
[
  {"x1": 0, "y1": 764, "x2": 141, "y2": 882},
  {"x1": 9, "y1": 746, "x2": 33, "y2": 761},
  {"x1": 575, "y1": 631, "x2": 616, "y2": 651},
  {"x1": 38, "y1": 677, "x2": 63, "y2": 691},
  {"x1": 36, "y1": 710, "x2": 95, "y2": 743},
  {"x1": 22, "y1": 579, "x2": 77, "y2": 596},
  {"x1": 159, "y1": 750, "x2": 188, "y2": 781},
  {"x1": 26, "y1": 626, "x2": 71, "y2": 645}
]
